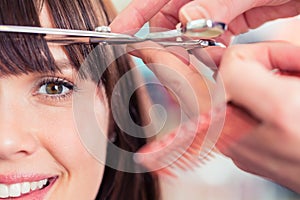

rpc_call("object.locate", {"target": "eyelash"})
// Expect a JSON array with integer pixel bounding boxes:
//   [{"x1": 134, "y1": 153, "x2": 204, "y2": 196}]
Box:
[{"x1": 34, "y1": 76, "x2": 76, "y2": 102}]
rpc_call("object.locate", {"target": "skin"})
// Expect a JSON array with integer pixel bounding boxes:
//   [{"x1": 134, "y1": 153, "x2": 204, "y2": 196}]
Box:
[
  {"x1": 218, "y1": 42, "x2": 300, "y2": 193},
  {"x1": 0, "y1": 6, "x2": 109, "y2": 200},
  {"x1": 0, "y1": 46, "x2": 109, "y2": 200},
  {"x1": 111, "y1": 0, "x2": 300, "y2": 42},
  {"x1": 110, "y1": 0, "x2": 300, "y2": 193}
]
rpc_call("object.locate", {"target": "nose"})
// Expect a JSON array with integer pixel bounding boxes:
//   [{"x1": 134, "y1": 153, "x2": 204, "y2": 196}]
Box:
[{"x1": 0, "y1": 101, "x2": 38, "y2": 161}]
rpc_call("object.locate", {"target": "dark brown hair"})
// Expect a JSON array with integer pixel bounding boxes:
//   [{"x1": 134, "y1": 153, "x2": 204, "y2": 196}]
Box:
[{"x1": 0, "y1": 0, "x2": 160, "y2": 199}]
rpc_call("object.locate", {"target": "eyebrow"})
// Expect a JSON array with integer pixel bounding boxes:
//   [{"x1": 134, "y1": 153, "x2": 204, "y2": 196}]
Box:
[
  {"x1": 55, "y1": 59, "x2": 76, "y2": 69},
  {"x1": 33, "y1": 59, "x2": 77, "y2": 79},
  {"x1": 55, "y1": 59, "x2": 77, "y2": 70},
  {"x1": 53, "y1": 58, "x2": 92, "y2": 81}
]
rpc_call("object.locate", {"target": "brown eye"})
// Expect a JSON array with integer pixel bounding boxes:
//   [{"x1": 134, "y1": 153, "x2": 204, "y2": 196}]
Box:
[
  {"x1": 37, "y1": 78, "x2": 73, "y2": 96},
  {"x1": 45, "y1": 82, "x2": 63, "y2": 95}
]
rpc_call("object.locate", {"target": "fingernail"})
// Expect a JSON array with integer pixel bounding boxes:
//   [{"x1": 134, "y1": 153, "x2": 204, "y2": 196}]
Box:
[{"x1": 181, "y1": 4, "x2": 211, "y2": 22}]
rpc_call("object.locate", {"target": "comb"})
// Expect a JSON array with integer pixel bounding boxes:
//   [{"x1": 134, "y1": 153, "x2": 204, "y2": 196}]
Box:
[{"x1": 133, "y1": 104, "x2": 259, "y2": 177}]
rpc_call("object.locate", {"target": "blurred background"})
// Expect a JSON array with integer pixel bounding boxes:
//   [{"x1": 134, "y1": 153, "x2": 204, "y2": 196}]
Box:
[{"x1": 112, "y1": 1, "x2": 300, "y2": 199}]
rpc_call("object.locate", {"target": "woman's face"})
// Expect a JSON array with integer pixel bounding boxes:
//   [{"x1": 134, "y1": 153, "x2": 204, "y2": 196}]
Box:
[{"x1": 0, "y1": 38, "x2": 109, "y2": 200}]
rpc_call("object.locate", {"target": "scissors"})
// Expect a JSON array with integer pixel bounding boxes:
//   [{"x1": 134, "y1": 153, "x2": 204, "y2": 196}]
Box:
[{"x1": 0, "y1": 19, "x2": 226, "y2": 49}]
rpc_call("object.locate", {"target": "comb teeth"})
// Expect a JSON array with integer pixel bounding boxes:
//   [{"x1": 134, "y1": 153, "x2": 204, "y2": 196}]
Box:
[
  {"x1": 134, "y1": 105, "x2": 258, "y2": 177},
  {"x1": 134, "y1": 113, "x2": 213, "y2": 176}
]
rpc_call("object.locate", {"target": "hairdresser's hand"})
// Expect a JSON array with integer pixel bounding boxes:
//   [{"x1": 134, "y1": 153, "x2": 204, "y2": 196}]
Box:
[
  {"x1": 177, "y1": 0, "x2": 300, "y2": 39},
  {"x1": 128, "y1": 42, "x2": 218, "y2": 118},
  {"x1": 218, "y1": 41, "x2": 300, "y2": 193},
  {"x1": 110, "y1": 0, "x2": 188, "y2": 33},
  {"x1": 111, "y1": 0, "x2": 300, "y2": 42}
]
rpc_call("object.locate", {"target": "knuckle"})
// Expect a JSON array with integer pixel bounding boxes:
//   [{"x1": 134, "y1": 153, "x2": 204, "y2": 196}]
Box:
[
  {"x1": 272, "y1": 91, "x2": 300, "y2": 132},
  {"x1": 214, "y1": 0, "x2": 235, "y2": 21},
  {"x1": 224, "y1": 45, "x2": 249, "y2": 61}
]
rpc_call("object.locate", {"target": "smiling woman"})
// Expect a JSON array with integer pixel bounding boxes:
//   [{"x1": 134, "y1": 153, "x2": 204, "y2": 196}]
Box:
[{"x1": 0, "y1": 0, "x2": 159, "y2": 200}]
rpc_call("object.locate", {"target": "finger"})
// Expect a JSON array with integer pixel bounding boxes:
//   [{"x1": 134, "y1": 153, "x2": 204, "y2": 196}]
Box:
[
  {"x1": 149, "y1": 0, "x2": 190, "y2": 29},
  {"x1": 110, "y1": 0, "x2": 171, "y2": 33},
  {"x1": 224, "y1": 42, "x2": 300, "y2": 72},
  {"x1": 226, "y1": 122, "x2": 300, "y2": 163},
  {"x1": 221, "y1": 122, "x2": 300, "y2": 189},
  {"x1": 128, "y1": 42, "x2": 213, "y2": 117},
  {"x1": 219, "y1": 42, "x2": 300, "y2": 123},
  {"x1": 216, "y1": 104, "x2": 258, "y2": 154},
  {"x1": 203, "y1": 46, "x2": 226, "y2": 67},
  {"x1": 178, "y1": 0, "x2": 299, "y2": 27},
  {"x1": 178, "y1": 0, "x2": 258, "y2": 24},
  {"x1": 229, "y1": 1, "x2": 300, "y2": 34}
]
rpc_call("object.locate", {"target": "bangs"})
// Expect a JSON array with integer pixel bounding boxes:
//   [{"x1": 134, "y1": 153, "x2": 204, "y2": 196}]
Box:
[
  {"x1": 0, "y1": 0, "x2": 112, "y2": 79},
  {"x1": 0, "y1": 0, "x2": 59, "y2": 76},
  {"x1": 46, "y1": 0, "x2": 113, "y2": 82},
  {"x1": 0, "y1": 34, "x2": 59, "y2": 76}
]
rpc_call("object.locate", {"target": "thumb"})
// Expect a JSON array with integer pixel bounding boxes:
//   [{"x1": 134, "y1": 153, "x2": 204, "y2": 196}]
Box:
[
  {"x1": 179, "y1": 0, "x2": 260, "y2": 24},
  {"x1": 110, "y1": 0, "x2": 170, "y2": 33}
]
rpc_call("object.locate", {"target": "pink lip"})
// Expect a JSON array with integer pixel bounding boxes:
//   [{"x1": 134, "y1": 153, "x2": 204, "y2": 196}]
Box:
[
  {"x1": 0, "y1": 175, "x2": 58, "y2": 200},
  {"x1": 0, "y1": 174, "x2": 56, "y2": 184}
]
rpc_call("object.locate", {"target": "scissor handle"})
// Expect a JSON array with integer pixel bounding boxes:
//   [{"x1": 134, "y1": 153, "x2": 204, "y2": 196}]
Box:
[{"x1": 181, "y1": 19, "x2": 227, "y2": 39}]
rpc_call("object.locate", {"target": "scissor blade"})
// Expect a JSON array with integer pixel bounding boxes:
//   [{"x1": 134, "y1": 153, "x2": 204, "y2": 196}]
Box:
[
  {"x1": 144, "y1": 29, "x2": 182, "y2": 40},
  {"x1": 0, "y1": 25, "x2": 139, "y2": 44}
]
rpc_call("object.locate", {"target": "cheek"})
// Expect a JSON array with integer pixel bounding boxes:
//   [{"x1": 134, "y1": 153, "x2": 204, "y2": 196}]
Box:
[
  {"x1": 36, "y1": 96, "x2": 109, "y2": 198},
  {"x1": 38, "y1": 83, "x2": 109, "y2": 166},
  {"x1": 40, "y1": 108, "x2": 107, "y2": 169}
]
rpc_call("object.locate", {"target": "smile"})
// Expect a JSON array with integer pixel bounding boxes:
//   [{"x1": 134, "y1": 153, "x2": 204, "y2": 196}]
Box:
[{"x1": 0, "y1": 176, "x2": 57, "y2": 199}]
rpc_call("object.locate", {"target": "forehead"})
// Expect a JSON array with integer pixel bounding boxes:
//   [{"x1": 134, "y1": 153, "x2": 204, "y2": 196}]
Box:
[
  {"x1": 39, "y1": 2, "x2": 54, "y2": 28},
  {"x1": 48, "y1": 45, "x2": 69, "y2": 62}
]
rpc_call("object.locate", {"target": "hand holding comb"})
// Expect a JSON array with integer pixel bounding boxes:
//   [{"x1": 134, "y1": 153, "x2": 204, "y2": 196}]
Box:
[{"x1": 134, "y1": 103, "x2": 259, "y2": 177}]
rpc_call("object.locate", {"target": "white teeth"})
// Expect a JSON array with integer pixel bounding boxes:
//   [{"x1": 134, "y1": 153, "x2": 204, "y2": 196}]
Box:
[
  {"x1": 9, "y1": 183, "x2": 21, "y2": 197},
  {"x1": 42, "y1": 179, "x2": 47, "y2": 185},
  {"x1": 30, "y1": 182, "x2": 37, "y2": 190},
  {"x1": 21, "y1": 182, "x2": 30, "y2": 194},
  {"x1": 0, "y1": 178, "x2": 48, "y2": 198},
  {"x1": 0, "y1": 184, "x2": 8, "y2": 198},
  {"x1": 37, "y1": 180, "x2": 44, "y2": 189}
]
